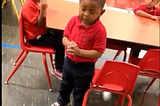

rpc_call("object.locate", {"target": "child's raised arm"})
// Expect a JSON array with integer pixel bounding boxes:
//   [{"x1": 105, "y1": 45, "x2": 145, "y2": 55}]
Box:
[{"x1": 36, "y1": 0, "x2": 48, "y2": 27}]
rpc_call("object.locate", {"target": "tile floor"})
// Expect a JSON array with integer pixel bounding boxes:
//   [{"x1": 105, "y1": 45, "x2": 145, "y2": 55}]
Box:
[{"x1": 2, "y1": 1, "x2": 159, "y2": 106}]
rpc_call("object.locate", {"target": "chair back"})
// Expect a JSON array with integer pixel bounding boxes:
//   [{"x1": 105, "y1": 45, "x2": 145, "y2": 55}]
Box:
[
  {"x1": 19, "y1": 10, "x2": 27, "y2": 50},
  {"x1": 93, "y1": 60, "x2": 140, "y2": 95},
  {"x1": 138, "y1": 49, "x2": 160, "y2": 73}
]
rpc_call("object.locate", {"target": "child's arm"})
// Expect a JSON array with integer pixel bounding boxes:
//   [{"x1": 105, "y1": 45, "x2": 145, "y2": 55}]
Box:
[
  {"x1": 62, "y1": 16, "x2": 77, "y2": 47},
  {"x1": 134, "y1": 10, "x2": 153, "y2": 19},
  {"x1": 77, "y1": 49, "x2": 102, "y2": 58},
  {"x1": 62, "y1": 36, "x2": 71, "y2": 47},
  {"x1": 66, "y1": 43, "x2": 103, "y2": 58},
  {"x1": 63, "y1": 37, "x2": 78, "y2": 55},
  {"x1": 135, "y1": 10, "x2": 159, "y2": 20},
  {"x1": 36, "y1": 0, "x2": 48, "y2": 27},
  {"x1": 36, "y1": 9, "x2": 46, "y2": 27}
]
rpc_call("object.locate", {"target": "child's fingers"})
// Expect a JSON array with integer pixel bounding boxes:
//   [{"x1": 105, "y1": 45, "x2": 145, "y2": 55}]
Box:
[
  {"x1": 68, "y1": 41, "x2": 74, "y2": 46},
  {"x1": 67, "y1": 48, "x2": 74, "y2": 53},
  {"x1": 67, "y1": 45, "x2": 73, "y2": 49},
  {"x1": 67, "y1": 45, "x2": 76, "y2": 49},
  {"x1": 71, "y1": 41, "x2": 78, "y2": 46},
  {"x1": 67, "y1": 48, "x2": 75, "y2": 55},
  {"x1": 70, "y1": 45, "x2": 76, "y2": 48}
]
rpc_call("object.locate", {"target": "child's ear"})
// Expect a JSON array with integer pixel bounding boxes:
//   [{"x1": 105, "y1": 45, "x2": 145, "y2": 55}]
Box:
[{"x1": 100, "y1": 9, "x2": 106, "y2": 16}]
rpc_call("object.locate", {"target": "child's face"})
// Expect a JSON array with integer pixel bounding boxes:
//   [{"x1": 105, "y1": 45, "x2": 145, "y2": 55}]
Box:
[
  {"x1": 145, "y1": 0, "x2": 158, "y2": 9},
  {"x1": 79, "y1": 0, "x2": 105, "y2": 26}
]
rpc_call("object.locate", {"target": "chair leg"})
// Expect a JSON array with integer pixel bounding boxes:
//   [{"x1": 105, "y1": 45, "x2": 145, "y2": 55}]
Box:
[
  {"x1": 11, "y1": 0, "x2": 19, "y2": 21},
  {"x1": 123, "y1": 50, "x2": 127, "y2": 62},
  {"x1": 49, "y1": 53, "x2": 55, "y2": 70},
  {"x1": 158, "y1": 94, "x2": 160, "y2": 106},
  {"x1": 2, "y1": 0, "x2": 6, "y2": 8},
  {"x1": 5, "y1": 51, "x2": 28, "y2": 84},
  {"x1": 113, "y1": 50, "x2": 127, "y2": 61},
  {"x1": 126, "y1": 94, "x2": 132, "y2": 106},
  {"x1": 139, "y1": 93, "x2": 146, "y2": 106},
  {"x1": 13, "y1": 50, "x2": 25, "y2": 66},
  {"x1": 144, "y1": 78, "x2": 156, "y2": 93},
  {"x1": 116, "y1": 95, "x2": 125, "y2": 106},
  {"x1": 113, "y1": 50, "x2": 122, "y2": 60},
  {"x1": 82, "y1": 88, "x2": 92, "y2": 106},
  {"x1": 42, "y1": 53, "x2": 53, "y2": 92},
  {"x1": 20, "y1": 0, "x2": 24, "y2": 6}
]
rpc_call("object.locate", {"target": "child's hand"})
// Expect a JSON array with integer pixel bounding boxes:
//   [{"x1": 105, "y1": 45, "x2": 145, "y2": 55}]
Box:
[
  {"x1": 72, "y1": 46, "x2": 80, "y2": 56},
  {"x1": 67, "y1": 44, "x2": 75, "y2": 55},
  {"x1": 71, "y1": 41, "x2": 80, "y2": 55},
  {"x1": 67, "y1": 41, "x2": 78, "y2": 49},
  {"x1": 151, "y1": 16, "x2": 159, "y2": 21},
  {"x1": 67, "y1": 41, "x2": 79, "y2": 55},
  {"x1": 67, "y1": 45, "x2": 80, "y2": 56},
  {"x1": 40, "y1": 0, "x2": 48, "y2": 10},
  {"x1": 71, "y1": 41, "x2": 78, "y2": 47}
]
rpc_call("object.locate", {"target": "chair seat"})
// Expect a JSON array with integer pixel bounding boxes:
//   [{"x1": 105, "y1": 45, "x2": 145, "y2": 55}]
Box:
[
  {"x1": 129, "y1": 57, "x2": 159, "y2": 77},
  {"x1": 22, "y1": 42, "x2": 55, "y2": 53},
  {"x1": 103, "y1": 84, "x2": 124, "y2": 91},
  {"x1": 140, "y1": 70, "x2": 160, "y2": 77}
]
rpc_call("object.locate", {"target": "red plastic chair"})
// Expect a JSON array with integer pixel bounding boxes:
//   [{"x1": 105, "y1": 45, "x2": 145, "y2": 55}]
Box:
[
  {"x1": 4, "y1": 11, "x2": 55, "y2": 92},
  {"x1": 83, "y1": 60, "x2": 140, "y2": 106},
  {"x1": 129, "y1": 49, "x2": 160, "y2": 92}
]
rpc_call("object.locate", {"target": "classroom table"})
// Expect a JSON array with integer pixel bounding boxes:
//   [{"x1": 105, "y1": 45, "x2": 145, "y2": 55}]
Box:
[{"x1": 46, "y1": 0, "x2": 159, "y2": 50}]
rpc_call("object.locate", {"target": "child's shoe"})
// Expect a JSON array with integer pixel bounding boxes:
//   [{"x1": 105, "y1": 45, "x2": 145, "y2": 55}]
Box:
[
  {"x1": 51, "y1": 69, "x2": 62, "y2": 80},
  {"x1": 51, "y1": 102, "x2": 63, "y2": 106}
]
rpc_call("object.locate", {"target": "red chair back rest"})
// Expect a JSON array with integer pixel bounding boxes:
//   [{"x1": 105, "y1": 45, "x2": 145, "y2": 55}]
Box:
[
  {"x1": 94, "y1": 60, "x2": 140, "y2": 94},
  {"x1": 138, "y1": 49, "x2": 160, "y2": 73},
  {"x1": 19, "y1": 10, "x2": 26, "y2": 50}
]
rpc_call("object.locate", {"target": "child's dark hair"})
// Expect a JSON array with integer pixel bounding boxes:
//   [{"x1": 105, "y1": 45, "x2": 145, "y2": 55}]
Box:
[{"x1": 80, "y1": 0, "x2": 106, "y2": 8}]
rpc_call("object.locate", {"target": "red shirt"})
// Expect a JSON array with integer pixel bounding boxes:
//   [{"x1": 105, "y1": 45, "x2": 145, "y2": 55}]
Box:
[
  {"x1": 64, "y1": 16, "x2": 107, "y2": 62},
  {"x1": 134, "y1": 4, "x2": 160, "y2": 16},
  {"x1": 21, "y1": 0, "x2": 47, "y2": 40}
]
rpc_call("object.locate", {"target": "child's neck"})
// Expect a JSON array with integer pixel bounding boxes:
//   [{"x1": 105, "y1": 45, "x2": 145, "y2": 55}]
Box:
[
  {"x1": 146, "y1": 5, "x2": 154, "y2": 10},
  {"x1": 81, "y1": 17, "x2": 99, "y2": 27},
  {"x1": 37, "y1": 2, "x2": 40, "y2": 6}
]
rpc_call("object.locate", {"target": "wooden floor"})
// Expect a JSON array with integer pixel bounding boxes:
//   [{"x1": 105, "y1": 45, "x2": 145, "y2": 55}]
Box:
[{"x1": 2, "y1": 1, "x2": 159, "y2": 106}]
